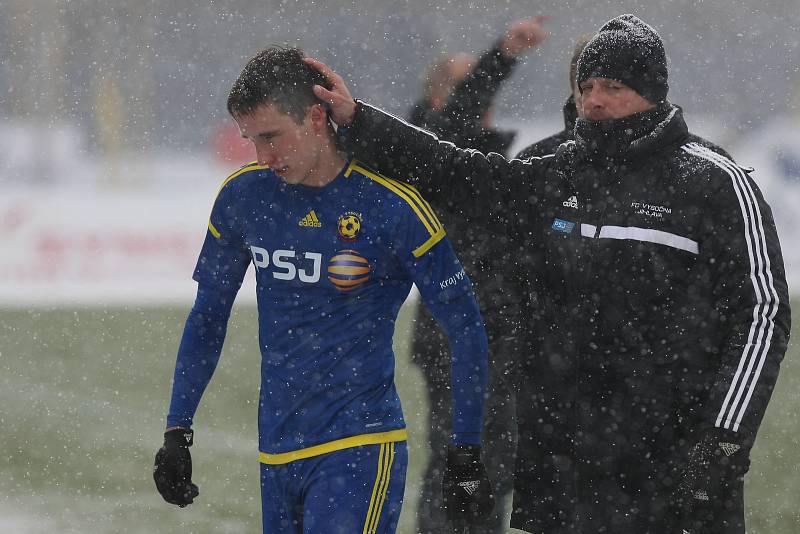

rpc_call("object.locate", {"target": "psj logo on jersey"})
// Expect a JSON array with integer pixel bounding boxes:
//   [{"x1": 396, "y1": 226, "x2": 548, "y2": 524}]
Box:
[{"x1": 250, "y1": 246, "x2": 371, "y2": 292}]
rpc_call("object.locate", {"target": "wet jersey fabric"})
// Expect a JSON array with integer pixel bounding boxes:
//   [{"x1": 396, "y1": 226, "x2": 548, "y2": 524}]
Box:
[{"x1": 166, "y1": 159, "x2": 488, "y2": 458}]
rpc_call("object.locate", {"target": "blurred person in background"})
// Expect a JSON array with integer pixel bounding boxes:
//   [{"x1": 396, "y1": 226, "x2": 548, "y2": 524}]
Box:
[
  {"x1": 307, "y1": 12, "x2": 791, "y2": 534},
  {"x1": 515, "y1": 33, "x2": 593, "y2": 159},
  {"x1": 153, "y1": 46, "x2": 494, "y2": 534},
  {"x1": 406, "y1": 15, "x2": 549, "y2": 534}
]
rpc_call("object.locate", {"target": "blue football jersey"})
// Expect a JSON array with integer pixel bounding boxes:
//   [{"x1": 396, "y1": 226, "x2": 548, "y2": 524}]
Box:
[{"x1": 168, "y1": 159, "x2": 488, "y2": 461}]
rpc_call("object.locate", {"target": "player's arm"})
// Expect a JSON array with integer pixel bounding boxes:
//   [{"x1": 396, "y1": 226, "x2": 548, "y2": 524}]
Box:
[
  {"x1": 396, "y1": 194, "x2": 493, "y2": 527},
  {"x1": 304, "y1": 57, "x2": 551, "y2": 223},
  {"x1": 415, "y1": 248, "x2": 488, "y2": 445},
  {"x1": 676, "y1": 156, "x2": 791, "y2": 524},
  {"x1": 165, "y1": 281, "x2": 241, "y2": 429},
  {"x1": 154, "y1": 185, "x2": 252, "y2": 508},
  {"x1": 441, "y1": 16, "x2": 548, "y2": 141}
]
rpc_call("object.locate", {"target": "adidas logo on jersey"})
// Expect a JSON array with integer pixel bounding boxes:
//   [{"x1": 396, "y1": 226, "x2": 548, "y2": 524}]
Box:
[
  {"x1": 562, "y1": 195, "x2": 579, "y2": 209},
  {"x1": 299, "y1": 210, "x2": 322, "y2": 228}
]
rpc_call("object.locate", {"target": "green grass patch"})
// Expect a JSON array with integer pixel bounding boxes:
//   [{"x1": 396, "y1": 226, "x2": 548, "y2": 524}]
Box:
[{"x1": 0, "y1": 302, "x2": 797, "y2": 533}]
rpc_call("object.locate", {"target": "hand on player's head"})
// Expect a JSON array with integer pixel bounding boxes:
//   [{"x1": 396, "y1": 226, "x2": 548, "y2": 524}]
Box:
[{"x1": 302, "y1": 57, "x2": 357, "y2": 126}]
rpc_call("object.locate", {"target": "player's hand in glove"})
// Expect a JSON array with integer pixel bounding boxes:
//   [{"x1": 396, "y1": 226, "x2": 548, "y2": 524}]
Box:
[
  {"x1": 674, "y1": 428, "x2": 750, "y2": 533},
  {"x1": 442, "y1": 444, "x2": 495, "y2": 530},
  {"x1": 153, "y1": 428, "x2": 199, "y2": 507}
]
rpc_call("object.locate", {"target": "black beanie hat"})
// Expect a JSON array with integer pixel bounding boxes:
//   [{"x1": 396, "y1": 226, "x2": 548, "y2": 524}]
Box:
[{"x1": 577, "y1": 14, "x2": 668, "y2": 103}]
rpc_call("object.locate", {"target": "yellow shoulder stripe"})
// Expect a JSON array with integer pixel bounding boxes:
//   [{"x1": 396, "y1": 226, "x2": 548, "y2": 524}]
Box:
[
  {"x1": 208, "y1": 161, "x2": 268, "y2": 239},
  {"x1": 346, "y1": 161, "x2": 444, "y2": 238},
  {"x1": 258, "y1": 429, "x2": 408, "y2": 465}
]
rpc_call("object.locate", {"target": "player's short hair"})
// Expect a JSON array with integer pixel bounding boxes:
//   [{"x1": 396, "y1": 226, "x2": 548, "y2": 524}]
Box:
[{"x1": 227, "y1": 46, "x2": 330, "y2": 123}]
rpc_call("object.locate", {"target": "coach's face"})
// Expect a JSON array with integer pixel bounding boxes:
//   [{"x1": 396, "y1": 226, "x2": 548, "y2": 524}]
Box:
[
  {"x1": 578, "y1": 77, "x2": 655, "y2": 121},
  {"x1": 235, "y1": 103, "x2": 328, "y2": 186}
]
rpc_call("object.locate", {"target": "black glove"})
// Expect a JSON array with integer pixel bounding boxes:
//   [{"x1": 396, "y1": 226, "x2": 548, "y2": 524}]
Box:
[
  {"x1": 153, "y1": 428, "x2": 199, "y2": 507},
  {"x1": 442, "y1": 444, "x2": 495, "y2": 531},
  {"x1": 675, "y1": 428, "x2": 750, "y2": 533}
]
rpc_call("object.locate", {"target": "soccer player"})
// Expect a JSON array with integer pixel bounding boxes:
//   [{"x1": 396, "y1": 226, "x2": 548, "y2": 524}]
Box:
[{"x1": 153, "y1": 46, "x2": 493, "y2": 534}]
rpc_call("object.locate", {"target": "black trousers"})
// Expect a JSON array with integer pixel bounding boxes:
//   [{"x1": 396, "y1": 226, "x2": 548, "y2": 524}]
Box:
[
  {"x1": 410, "y1": 304, "x2": 518, "y2": 534},
  {"x1": 510, "y1": 380, "x2": 748, "y2": 534}
]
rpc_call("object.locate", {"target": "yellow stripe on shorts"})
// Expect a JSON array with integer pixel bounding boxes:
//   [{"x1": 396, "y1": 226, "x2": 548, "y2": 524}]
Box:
[{"x1": 363, "y1": 441, "x2": 396, "y2": 534}]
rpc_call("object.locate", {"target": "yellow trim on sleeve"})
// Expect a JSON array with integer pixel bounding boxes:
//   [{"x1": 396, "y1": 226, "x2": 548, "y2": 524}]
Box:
[
  {"x1": 412, "y1": 226, "x2": 446, "y2": 258},
  {"x1": 207, "y1": 162, "x2": 268, "y2": 240},
  {"x1": 258, "y1": 429, "x2": 408, "y2": 465}
]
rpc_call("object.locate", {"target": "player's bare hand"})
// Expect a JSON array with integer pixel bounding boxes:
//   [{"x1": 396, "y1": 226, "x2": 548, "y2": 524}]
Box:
[
  {"x1": 501, "y1": 16, "x2": 550, "y2": 57},
  {"x1": 303, "y1": 57, "x2": 357, "y2": 126}
]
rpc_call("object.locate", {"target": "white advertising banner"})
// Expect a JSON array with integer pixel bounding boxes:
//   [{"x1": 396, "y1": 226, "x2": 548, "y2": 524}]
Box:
[{"x1": 0, "y1": 185, "x2": 255, "y2": 306}]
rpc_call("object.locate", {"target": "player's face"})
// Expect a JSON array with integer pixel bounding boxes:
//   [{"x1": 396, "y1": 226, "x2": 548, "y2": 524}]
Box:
[
  {"x1": 578, "y1": 77, "x2": 655, "y2": 121},
  {"x1": 235, "y1": 103, "x2": 327, "y2": 186}
]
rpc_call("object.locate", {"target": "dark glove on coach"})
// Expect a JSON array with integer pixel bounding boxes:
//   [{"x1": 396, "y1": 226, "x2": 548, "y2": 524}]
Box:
[
  {"x1": 676, "y1": 428, "x2": 750, "y2": 532},
  {"x1": 442, "y1": 444, "x2": 495, "y2": 530},
  {"x1": 153, "y1": 428, "x2": 199, "y2": 507}
]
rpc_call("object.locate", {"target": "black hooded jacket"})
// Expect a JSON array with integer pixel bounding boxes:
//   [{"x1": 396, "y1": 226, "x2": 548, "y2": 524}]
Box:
[{"x1": 340, "y1": 100, "x2": 791, "y2": 532}]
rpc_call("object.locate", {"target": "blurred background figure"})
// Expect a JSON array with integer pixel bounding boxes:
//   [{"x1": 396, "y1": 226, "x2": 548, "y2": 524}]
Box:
[
  {"x1": 406, "y1": 15, "x2": 549, "y2": 534},
  {"x1": 515, "y1": 33, "x2": 593, "y2": 159}
]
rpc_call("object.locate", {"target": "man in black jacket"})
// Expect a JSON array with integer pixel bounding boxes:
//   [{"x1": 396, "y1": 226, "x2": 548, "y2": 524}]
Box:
[
  {"x1": 307, "y1": 13, "x2": 791, "y2": 534},
  {"x1": 406, "y1": 16, "x2": 548, "y2": 534}
]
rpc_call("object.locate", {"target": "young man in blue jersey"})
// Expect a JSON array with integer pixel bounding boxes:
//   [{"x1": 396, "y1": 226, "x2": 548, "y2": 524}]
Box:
[{"x1": 153, "y1": 46, "x2": 494, "y2": 534}]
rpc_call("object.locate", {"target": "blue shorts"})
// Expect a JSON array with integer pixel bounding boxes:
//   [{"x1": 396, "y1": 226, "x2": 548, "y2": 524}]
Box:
[{"x1": 260, "y1": 440, "x2": 408, "y2": 534}]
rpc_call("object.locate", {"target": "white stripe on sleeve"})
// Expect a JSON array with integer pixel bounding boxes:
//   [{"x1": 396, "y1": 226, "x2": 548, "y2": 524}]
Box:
[{"x1": 681, "y1": 142, "x2": 780, "y2": 432}]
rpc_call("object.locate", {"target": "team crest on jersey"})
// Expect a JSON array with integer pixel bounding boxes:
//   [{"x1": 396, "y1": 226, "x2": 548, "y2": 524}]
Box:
[
  {"x1": 327, "y1": 249, "x2": 371, "y2": 292},
  {"x1": 337, "y1": 211, "x2": 363, "y2": 242}
]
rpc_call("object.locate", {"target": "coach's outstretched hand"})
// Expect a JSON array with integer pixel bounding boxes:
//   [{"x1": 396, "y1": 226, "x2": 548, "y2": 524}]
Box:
[
  {"x1": 154, "y1": 428, "x2": 199, "y2": 507},
  {"x1": 303, "y1": 56, "x2": 357, "y2": 126},
  {"x1": 442, "y1": 444, "x2": 495, "y2": 530}
]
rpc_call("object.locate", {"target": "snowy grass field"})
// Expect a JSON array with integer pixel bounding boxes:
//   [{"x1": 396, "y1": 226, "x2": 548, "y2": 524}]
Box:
[{"x1": 1, "y1": 303, "x2": 799, "y2": 533}]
